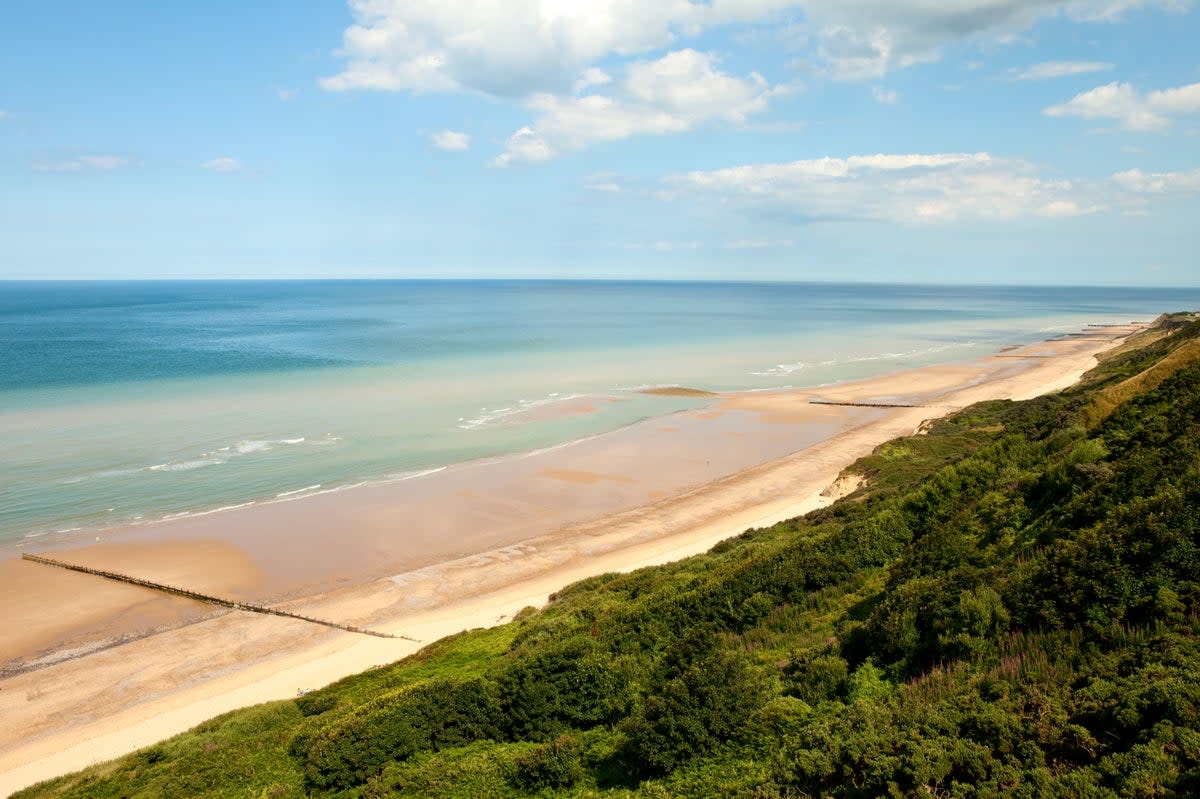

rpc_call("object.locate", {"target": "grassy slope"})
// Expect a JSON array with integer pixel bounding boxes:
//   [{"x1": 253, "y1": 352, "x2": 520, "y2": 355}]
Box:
[{"x1": 17, "y1": 314, "x2": 1200, "y2": 799}]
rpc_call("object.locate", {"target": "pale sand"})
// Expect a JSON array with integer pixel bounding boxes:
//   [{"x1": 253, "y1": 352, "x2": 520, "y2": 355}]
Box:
[{"x1": 0, "y1": 326, "x2": 1142, "y2": 796}]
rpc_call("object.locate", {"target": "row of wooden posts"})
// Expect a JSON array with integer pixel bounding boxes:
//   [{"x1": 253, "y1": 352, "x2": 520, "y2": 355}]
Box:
[{"x1": 21, "y1": 552, "x2": 417, "y2": 642}]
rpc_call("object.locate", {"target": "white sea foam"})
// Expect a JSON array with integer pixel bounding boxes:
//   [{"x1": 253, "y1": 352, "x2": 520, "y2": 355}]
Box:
[
  {"x1": 276, "y1": 484, "x2": 322, "y2": 498},
  {"x1": 145, "y1": 457, "x2": 226, "y2": 472},
  {"x1": 751, "y1": 341, "x2": 983, "y2": 377},
  {"x1": 515, "y1": 438, "x2": 587, "y2": 460},
  {"x1": 751, "y1": 362, "x2": 809, "y2": 377},
  {"x1": 146, "y1": 501, "x2": 258, "y2": 525},
  {"x1": 458, "y1": 394, "x2": 587, "y2": 430},
  {"x1": 386, "y1": 466, "x2": 447, "y2": 481},
  {"x1": 234, "y1": 435, "x2": 339, "y2": 454},
  {"x1": 90, "y1": 435, "x2": 345, "y2": 478}
]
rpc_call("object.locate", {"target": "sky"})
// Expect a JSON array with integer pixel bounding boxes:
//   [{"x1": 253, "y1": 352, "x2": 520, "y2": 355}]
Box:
[{"x1": 1, "y1": 0, "x2": 1198, "y2": 285}]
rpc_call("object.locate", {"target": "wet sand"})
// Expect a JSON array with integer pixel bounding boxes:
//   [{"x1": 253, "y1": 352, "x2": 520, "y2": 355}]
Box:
[{"x1": 0, "y1": 325, "x2": 1142, "y2": 796}]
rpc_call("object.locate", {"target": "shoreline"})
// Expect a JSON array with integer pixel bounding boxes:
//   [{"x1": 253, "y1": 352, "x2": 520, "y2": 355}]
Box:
[
  {"x1": 0, "y1": 324, "x2": 1142, "y2": 796},
  {"x1": 0, "y1": 319, "x2": 1141, "y2": 563}
]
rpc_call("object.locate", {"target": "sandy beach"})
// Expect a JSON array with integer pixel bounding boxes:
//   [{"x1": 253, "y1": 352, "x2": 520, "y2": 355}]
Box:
[{"x1": 0, "y1": 324, "x2": 1142, "y2": 796}]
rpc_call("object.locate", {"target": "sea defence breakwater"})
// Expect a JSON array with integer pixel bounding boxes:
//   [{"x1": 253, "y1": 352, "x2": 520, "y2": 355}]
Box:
[{"x1": 20, "y1": 553, "x2": 412, "y2": 642}]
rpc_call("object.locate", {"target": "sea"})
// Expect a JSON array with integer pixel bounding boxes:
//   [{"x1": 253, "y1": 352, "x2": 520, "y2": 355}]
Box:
[{"x1": 3, "y1": 280, "x2": 1197, "y2": 551}]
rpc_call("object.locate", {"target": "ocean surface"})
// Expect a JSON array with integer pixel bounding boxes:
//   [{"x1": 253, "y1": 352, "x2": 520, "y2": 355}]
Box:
[{"x1": 3, "y1": 280, "x2": 1197, "y2": 551}]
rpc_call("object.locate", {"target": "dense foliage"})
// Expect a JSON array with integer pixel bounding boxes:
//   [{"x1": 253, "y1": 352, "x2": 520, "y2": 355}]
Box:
[{"x1": 19, "y1": 314, "x2": 1200, "y2": 798}]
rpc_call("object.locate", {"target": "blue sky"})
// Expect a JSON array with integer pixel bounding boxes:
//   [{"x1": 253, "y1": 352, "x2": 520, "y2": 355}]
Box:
[{"x1": 1, "y1": 0, "x2": 1198, "y2": 284}]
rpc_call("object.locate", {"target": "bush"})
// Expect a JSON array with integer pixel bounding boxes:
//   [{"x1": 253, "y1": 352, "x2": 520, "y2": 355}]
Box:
[
  {"x1": 511, "y1": 735, "x2": 585, "y2": 790},
  {"x1": 295, "y1": 678, "x2": 502, "y2": 790},
  {"x1": 624, "y1": 628, "x2": 771, "y2": 775}
]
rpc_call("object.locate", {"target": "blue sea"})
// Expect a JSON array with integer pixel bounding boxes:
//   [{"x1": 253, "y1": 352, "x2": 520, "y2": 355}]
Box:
[{"x1": 3, "y1": 280, "x2": 1197, "y2": 550}]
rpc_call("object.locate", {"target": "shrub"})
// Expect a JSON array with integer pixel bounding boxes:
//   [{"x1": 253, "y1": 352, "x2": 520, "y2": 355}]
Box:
[{"x1": 511, "y1": 735, "x2": 585, "y2": 790}]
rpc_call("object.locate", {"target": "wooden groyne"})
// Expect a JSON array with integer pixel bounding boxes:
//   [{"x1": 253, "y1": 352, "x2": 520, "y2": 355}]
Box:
[
  {"x1": 809, "y1": 400, "x2": 924, "y2": 409},
  {"x1": 21, "y1": 553, "x2": 417, "y2": 642}
]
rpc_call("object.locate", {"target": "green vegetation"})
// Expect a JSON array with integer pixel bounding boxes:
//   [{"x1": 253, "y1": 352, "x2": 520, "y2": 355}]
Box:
[{"x1": 18, "y1": 314, "x2": 1200, "y2": 798}]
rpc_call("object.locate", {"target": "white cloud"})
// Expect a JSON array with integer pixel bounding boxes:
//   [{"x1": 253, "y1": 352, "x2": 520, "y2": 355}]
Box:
[
  {"x1": 1014, "y1": 60, "x2": 1114, "y2": 80},
  {"x1": 201, "y1": 157, "x2": 245, "y2": 172},
  {"x1": 872, "y1": 86, "x2": 898, "y2": 104},
  {"x1": 36, "y1": 154, "x2": 130, "y2": 172},
  {"x1": 799, "y1": 0, "x2": 1183, "y2": 80},
  {"x1": 1112, "y1": 166, "x2": 1200, "y2": 193},
  {"x1": 1044, "y1": 80, "x2": 1200, "y2": 131},
  {"x1": 624, "y1": 49, "x2": 774, "y2": 121},
  {"x1": 650, "y1": 239, "x2": 702, "y2": 251},
  {"x1": 321, "y1": 0, "x2": 696, "y2": 97},
  {"x1": 574, "y1": 67, "x2": 613, "y2": 93},
  {"x1": 322, "y1": 0, "x2": 1186, "y2": 99},
  {"x1": 495, "y1": 126, "x2": 556, "y2": 166},
  {"x1": 672, "y1": 152, "x2": 1098, "y2": 223},
  {"x1": 431, "y1": 130, "x2": 471, "y2": 150},
  {"x1": 493, "y1": 49, "x2": 784, "y2": 165}
]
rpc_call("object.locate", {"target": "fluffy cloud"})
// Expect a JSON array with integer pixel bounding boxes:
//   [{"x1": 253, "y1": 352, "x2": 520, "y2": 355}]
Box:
[
  {"x1": 574, "y1": 67, "x2": 613, "y2": 93},
  {"x1": 669, "y1": 152, "x2": 1200, "y2": 225},
  {"x1": 1044, "y1": 80, "x2": 1200, "y2": 131},
  {"x1": 201, "y1": 157, "x2": 245, "y2": 172},
  {"x1": 493, "y1": 49, "x2": 783, "y2": 165},
  {"x1": 801, "y1": 0, "x2": 1183, "y2": 80},
  {"x1": 323, "y1": 0, "x2": 1186, "y2": 95},
  {"x1": 872, "y1": 86, "x2": 898, "y2": 104},
  {"x1": 320, "y1": 0, "x2": 1187, "y2": 163},
  {"x1": 1112, "y1": 166, "x2": 1200, "y2": 193},
  {"x1": 430, "y1": 130, "x2": 471, "y2": 150},
  {"x1": 1014, "y1": 60, "x2": 1114, "y2": 80},
  {"x1": 36, "y1": 154, "x2": 130, "y2": 172},
  {"x1": 322, "y1": 0, "x2": 696, "y2": 96},
  {"x1": 671, "y1": 152, "x2": 1095, "y2": 223}
]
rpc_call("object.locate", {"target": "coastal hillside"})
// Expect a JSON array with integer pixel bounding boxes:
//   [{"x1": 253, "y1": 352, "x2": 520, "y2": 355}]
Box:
[{"x1": 18, "y1": 313, "x2": 1200, "y2": 799}]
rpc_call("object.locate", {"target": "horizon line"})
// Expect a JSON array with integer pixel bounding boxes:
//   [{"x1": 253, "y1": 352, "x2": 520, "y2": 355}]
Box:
[{"x1": 2, "y1": 277, "x2": 1199, "y2": 291}]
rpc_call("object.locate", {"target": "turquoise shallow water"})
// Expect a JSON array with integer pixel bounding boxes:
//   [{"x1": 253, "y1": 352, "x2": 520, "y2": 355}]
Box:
[{"x1": 3, "y1": 280, "x2": 1197, "y2": 549}]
